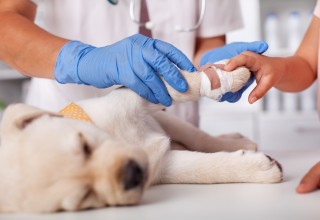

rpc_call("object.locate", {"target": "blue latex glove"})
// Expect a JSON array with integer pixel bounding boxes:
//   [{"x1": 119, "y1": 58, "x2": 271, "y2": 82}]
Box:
[
  {"x1": 200, "y1": 41, "x2": 268, "y2": 103},
  {"x1": 54, "y1": 34, "x2": 196, "y2": 106}
]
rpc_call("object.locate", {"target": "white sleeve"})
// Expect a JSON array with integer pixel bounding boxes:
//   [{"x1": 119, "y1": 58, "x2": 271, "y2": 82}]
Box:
[
  {"x1": 198, "y1": 0, "x2": 243, "y2": 37},
  {"x1": 29, "y1": 0, "x2": 45, "y2": 26}
]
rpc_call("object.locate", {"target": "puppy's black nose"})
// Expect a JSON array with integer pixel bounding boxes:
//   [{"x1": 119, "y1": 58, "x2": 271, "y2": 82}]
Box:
[{"x1": 123, "y1": 160, "x2": 144, "y2": 190}]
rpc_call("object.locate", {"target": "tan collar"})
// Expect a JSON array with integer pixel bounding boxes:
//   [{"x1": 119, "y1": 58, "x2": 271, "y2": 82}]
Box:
[{"x1": 59, "y1": 102, "x2": 93, "y2": 124}]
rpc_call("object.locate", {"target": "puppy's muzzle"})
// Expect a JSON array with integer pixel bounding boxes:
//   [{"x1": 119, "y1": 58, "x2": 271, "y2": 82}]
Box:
[{"x1": 123, "y1": 160, "x2": 145, "y2": 190}]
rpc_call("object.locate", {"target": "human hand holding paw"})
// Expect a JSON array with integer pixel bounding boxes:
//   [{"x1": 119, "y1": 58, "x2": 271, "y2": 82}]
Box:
[
  {"x1": 200, "y1": 41, "x2": 268, "y2": 103},
  {"x1": 199, "y1": 59, "x2": 251, "y2": 101}
]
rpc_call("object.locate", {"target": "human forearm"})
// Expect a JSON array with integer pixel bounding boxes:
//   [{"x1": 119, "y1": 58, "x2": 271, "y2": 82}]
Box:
[
  {"x1": 225, "y1": 51, "x2": 316, "y2": 103},
  {"x1": 275, "y1": 15, "x2": 319, "y2": 92},
  {"x1": 274, "y1": 56, "x2": 316, "y2": 92},
  {"x1": 0, "y1": 4, "x2": 68, "y2": 78},
  {"x1": 193, "y1": 35, "x2": 226, "y2": 68}
]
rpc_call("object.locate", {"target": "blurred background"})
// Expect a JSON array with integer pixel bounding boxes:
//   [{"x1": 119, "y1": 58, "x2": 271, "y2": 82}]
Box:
[{"x1": 0, "y1": 0, "x2": 319, "y2": 150}]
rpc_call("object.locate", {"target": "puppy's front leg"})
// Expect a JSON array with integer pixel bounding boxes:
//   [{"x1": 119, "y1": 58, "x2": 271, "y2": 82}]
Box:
[
  {"x1": 158, "y1": 150, "x2": 282, "y2": 184},
  {"x1": 166, "y1": 60, "x2": 250, "y2": 103}
]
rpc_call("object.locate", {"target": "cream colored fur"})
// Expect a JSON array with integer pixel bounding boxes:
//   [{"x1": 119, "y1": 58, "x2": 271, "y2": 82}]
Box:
[{"x1": 0, "y1": 63, "x2": 282, "y2": 213}]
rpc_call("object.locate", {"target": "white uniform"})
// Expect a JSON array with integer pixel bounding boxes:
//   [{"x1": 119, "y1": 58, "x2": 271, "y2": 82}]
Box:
[{"x1": 27, "y1": 0, "x2": 243, "y2": 125}]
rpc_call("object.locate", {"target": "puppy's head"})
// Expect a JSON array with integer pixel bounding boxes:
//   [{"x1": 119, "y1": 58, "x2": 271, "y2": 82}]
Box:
[{"x1": 0, "y1": 104, "x2": 148, "y2": 213}]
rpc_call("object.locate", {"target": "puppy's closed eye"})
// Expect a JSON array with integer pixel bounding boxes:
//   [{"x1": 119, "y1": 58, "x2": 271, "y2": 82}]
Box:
[{"x1": 78, "y1": 133, "x2": 92, "y2": 158}]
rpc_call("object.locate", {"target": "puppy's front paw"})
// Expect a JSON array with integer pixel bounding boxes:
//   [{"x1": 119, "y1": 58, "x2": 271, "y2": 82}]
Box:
[
  {"x1": 199, "y1": 60, "x2": 250, "y2": 101},
  {"x1": 238, "y1": 151, "x2": 283, "y2": 183}
]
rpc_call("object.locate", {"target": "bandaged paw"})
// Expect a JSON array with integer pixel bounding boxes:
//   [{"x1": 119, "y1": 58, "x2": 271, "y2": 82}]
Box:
[{"x1": 199, "y1": 60, "x2": 250, "y2": 101}]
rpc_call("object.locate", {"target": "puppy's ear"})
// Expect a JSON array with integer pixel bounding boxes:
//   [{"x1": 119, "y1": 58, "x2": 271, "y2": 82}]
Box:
[{"x1": 1, "y1": 103, "x2": 60, "y2": 133}]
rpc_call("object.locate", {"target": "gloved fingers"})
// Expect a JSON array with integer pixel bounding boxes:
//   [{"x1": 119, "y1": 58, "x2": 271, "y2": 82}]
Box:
[
  {"x1": 142, "y1": 47, "x2": 188, "y2": 93},
  {"x1": 227, "y1": 93, "x2": 241, "y2": 103},
  {"x1": 232, "y1": 41, "x2": 269, "y2": 54},
  {"x1": 220, "y1": 88, "x2": 244, "y2": 103},
  {"x1": 220, "y1": 74, "x2": 254, "y2": 103},
  {"x1": 154, "y1": 39, "x2": 196, "y2": 72},
  {"x1": 121, "y1": 35, "x2": 173, "y2": 106},
  {"x1": 134, "y1": 64, "x2": 173, "y2": 106},
  {"x1": 199, "y1": 54, "x2": 210, "y2": 66},
  {"x1": 220, "y1": 92, "x2": 238, "y2": 102},
  {"x1": 200, "y1": 41, "x2": 269, "y2": 67},
  {"x1": 200, "y1": 47, "x2": 227, "y2": 66},
  {"x1": 127, "y1": 33, "x2": 149, "y2": 45},
  {"x1": 125, "y1": 76, "x2": 162, "y2": 105}
]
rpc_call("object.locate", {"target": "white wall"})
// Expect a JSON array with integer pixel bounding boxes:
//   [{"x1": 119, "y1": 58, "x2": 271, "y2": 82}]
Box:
[{"x1": 227, "y1": 0, "x2": 262, "y2": 43}]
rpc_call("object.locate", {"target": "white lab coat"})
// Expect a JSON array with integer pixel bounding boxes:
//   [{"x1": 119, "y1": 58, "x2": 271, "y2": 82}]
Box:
[{"x1": 27, "y1": 0, "x2": 243, "y2": 125}]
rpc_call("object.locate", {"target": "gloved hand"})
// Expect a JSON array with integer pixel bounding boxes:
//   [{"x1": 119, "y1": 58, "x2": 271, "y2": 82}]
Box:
[
  {"x1": 200, "y1": 41, "x2": 268, "y2": 103},
  {"x1": 54, "y1": 34, "x2": 196, "y2": 106}
]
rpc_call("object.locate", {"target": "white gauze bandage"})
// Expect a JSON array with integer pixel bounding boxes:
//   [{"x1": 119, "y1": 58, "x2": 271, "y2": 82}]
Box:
[{"x1": 200, "y1": 62, "x2": 234, "y2": 100}]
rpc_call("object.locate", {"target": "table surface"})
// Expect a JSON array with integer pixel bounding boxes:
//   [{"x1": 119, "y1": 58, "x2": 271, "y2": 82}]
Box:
[{"x1": 0, "y1": 149, "x2": 319, "y2": 220}]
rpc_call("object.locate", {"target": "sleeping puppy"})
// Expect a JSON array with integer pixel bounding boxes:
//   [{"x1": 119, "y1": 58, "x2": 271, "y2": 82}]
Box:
[{"x1": 0, "y1": 61, "x2": 282, "y2": 213}]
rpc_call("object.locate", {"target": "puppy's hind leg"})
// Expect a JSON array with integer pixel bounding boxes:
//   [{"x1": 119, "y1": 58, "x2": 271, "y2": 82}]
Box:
[{"x1": 152, "y1": 111, "x2": 257, "y2": 152}]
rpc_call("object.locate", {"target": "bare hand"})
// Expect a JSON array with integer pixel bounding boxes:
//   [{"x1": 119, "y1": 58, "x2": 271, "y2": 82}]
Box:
[
  {"x1": 224, "y1": 51, "x2": 284, "y2": 104},
  {"x1": 296, "y1": 161, "x2": 320, "y2": 193}
]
